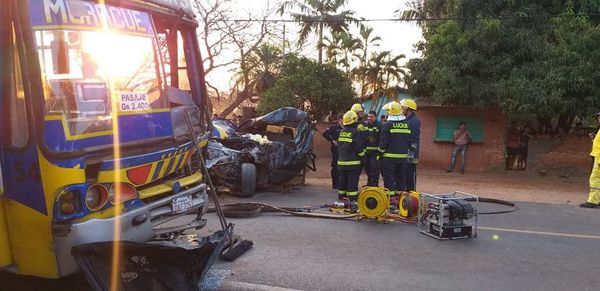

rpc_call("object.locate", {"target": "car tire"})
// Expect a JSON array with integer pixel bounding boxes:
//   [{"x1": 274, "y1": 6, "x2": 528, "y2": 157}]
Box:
[{"x1": 238, "y1": 163, "x2": 256, "y2": 197}]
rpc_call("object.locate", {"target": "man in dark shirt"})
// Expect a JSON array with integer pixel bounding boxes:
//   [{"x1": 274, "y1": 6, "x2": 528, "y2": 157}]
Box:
[
  {"x1": 322, "y1": 114, "x2": 343, "y2": 189},
  {"x1": 364, "y1": 111, "x2": 381, "y2": 186}
]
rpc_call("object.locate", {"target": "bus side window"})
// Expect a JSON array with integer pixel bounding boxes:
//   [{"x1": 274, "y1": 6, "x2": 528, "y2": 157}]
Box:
[
  {"x1": 158, "y1": 28, "x2": 191, "y2": 91},
  {"x1": 8, "y1": 23, "x2": 29, "y2": 148},
  {"x1": 176, "y1": 30, "x2": 191, "y2": 91}
]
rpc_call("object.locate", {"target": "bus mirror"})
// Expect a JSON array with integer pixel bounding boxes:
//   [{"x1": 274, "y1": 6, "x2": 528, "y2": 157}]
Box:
[{"x1": 51, "y1": 39, "x2": 70, "y2": 74}]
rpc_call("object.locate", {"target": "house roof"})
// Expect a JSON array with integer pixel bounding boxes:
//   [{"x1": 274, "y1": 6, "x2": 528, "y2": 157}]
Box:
[{"x1": 415, "y1": 98, "x2": 448, "y2": 108}]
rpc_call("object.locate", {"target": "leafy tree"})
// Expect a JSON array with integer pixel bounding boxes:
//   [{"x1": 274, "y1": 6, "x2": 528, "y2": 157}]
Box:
[
  {"x1": 258, "y1": 56, "x2": 356, "y2": 120},
  {"x1": 279, "y1": 0, "x2": 358, "y2": 64},
  {"x1": 402, "y1": 0, "x2": 600, "y2": 129}
]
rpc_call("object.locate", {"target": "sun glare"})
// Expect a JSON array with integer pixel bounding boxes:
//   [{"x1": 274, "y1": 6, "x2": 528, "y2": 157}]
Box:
[{"x1": 81, "y1": 32, "x2": 153, "y2": 81}]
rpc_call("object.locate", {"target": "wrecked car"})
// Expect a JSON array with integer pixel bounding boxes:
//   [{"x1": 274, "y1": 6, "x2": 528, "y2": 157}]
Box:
[{"x1": 207, "y1": 108, "x2": 316, "y2": 197}]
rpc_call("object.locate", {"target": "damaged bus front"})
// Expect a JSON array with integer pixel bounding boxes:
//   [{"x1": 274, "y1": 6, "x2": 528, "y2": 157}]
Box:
[{"x1": 0, "y1": 0, "x2": 219, "y2": 281}]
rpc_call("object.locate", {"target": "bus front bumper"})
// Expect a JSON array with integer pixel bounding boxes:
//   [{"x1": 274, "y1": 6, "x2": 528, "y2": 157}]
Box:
[{"x1": 52, "y1": 183, "x2": 208, "y2": 277}]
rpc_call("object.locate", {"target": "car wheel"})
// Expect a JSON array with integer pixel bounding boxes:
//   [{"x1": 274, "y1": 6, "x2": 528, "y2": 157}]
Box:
[{"x1": 238, "y1": 163, "x2": 256, "y2": 197}]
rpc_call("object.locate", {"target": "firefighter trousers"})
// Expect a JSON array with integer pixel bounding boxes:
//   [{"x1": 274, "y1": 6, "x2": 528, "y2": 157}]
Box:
[
  {"x1": 364, "y1": 153, "x2": 380, "y2": 186},
  {"x1": 338, "y1": 168, "x2": 361, "y2": 201},
  {"x1": 407, "y1": 163, "x2": 417, "y2": 191},
  {"x1": 382, "y1": 158, "x2": 408, "y2": 196},
  {"x1": 331, "y1": 149, "x2": 339, "y2": 189},
  {"x1": 588, "y1": 156, "x2": 600, "y2": 204}
]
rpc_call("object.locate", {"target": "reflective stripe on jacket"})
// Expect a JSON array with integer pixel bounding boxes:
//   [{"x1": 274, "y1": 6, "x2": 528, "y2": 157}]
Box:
[
  {"x1": 379, "y1": 118, "x2": 410, "y2": 159},
  {"x1": 337, "y1": 124, "x2": 366, "y2": 170},
  {"x1": 364, "y1": 121, "x2": 381, "y2": 153}
]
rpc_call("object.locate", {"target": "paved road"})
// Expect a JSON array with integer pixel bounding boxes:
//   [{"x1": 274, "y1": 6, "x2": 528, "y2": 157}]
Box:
[
  {"x1": 200, "y1": 187, "x2": 600, "y2": 291},
  {"x1": 2, "y1": 186, "x2": 599, "y2": 291}
]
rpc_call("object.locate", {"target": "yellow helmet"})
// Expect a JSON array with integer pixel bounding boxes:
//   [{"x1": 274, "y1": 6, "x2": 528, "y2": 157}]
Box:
[
  {"x1": 342, "y1": 110, "x2": 358, "y2": 125},
  {"x1": 350, "y1": 103, "x2": 364, "y2": 113},
  {"x1": 400, "y1": 99, "x2": 417, "y2": 111},
  {"x1": 388, "y1": 101, "x2": 402, "y2": 116},
  {"x1": 382, "y1": 102, "x2": 391, "y2": 113}
]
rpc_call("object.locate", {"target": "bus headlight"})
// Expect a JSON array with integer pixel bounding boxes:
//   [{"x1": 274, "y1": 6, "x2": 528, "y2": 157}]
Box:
[
  {"x1": 58, "y1": 190, "x2": 80, "y2": 215},
  {"x1": 109, "y1": 183, "x2": 138, "y2": 204},
  {"x1": 85, "y1": 184, "x2": 109, "y2": 211}
]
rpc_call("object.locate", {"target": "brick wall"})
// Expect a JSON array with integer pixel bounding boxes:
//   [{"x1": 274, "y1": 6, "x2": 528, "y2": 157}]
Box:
[
  {"x1": 528, "y1": 135, "x2": 593, "y2": 173},
  {"x1": 313, "y1": 115, "x2": 595, "y2": 174},
  {"x1": 418, "y1": 107, "x2": 507, "y2": 171}
]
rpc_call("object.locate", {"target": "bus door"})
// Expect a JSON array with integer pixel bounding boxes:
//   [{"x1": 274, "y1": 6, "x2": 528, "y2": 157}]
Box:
[{"x1": 0, "y1": 2, "x2": 49, "y2": 275}]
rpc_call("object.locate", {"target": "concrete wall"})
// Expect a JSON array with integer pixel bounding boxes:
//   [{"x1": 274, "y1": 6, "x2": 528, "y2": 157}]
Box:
[{"x1": 417, "y1": 107, "x2": 507, "y2": 172}]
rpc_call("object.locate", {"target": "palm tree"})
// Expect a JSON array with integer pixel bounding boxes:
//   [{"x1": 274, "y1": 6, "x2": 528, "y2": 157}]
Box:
[
  {"x1": 363, "y1": 51, "x2": 406, "y2": 98},
  {"x1": 322, "y1": 31, "x2": 361, "y2": 73},
  {"x1": 251, "y1": 44, "x2": 283, "y2": 94},
  {"x1": 279, "y1": 0, "x2": 358, "y2": 64},
  {"x1": 381, "y1": 54, "x2": 406, "y2": 91},
  {"x1": 354, "y1": 24, "x2": 381, "y2": 96},
  {"x1": 231, "y1": 43, "x2": 283, "y2": 99},
  {"x1": 321, "y1": 32, "x2": 344, "y2": 65},
  {"x1": 337, "y1": 32, "x2": 361, "y2": 74}
]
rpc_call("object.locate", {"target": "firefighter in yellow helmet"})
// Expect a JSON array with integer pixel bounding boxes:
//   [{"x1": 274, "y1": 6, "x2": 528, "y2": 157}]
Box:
[
  {"x1": 337, "y1": 110, "x2": 367, "y2": 201},
  {"x1": 400, "y1": 98, "x2": 421, "y2": 191},
  {"x1": 351, "y1": 103, "x2": 365, "y2": 120},
  {"x1": 378, "y1": 101, "x2": 410, "y2": 198},
  {"x1": 580, "y1": 111, "x2": 600, "y2": 208}
]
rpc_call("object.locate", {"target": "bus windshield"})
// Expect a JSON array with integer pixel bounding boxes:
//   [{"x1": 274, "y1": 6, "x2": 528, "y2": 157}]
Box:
[
  {"x1": 36, "y1": 29, "x2": 165, "y2": 135},
  {"x1": 30, "y1": 0, "x2": 173, "y2": 152}
]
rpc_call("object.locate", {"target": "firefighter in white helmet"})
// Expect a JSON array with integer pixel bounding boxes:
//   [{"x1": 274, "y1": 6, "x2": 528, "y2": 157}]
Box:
[{"x1": 378, "y1": 101, "x2": 410, "y2": 198}]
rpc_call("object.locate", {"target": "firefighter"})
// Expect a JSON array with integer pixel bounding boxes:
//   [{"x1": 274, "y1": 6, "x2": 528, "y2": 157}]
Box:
[
  {"x1": 580, "y1": 111, "x2": 600, "y2": 208},
  {"x1": 322, "y1": 113, "x2": 343, "y2": 189},
  {"x1": 378, "y1": 101, "x2": 410, "y2": 198},
  {"x1": 401, "y1": 99, "x2": 421, "y2": 191},
  {"x1": 364, "y1": 111, "x2": 381, "y2": 186},
  {"x1": 351, "y1": 103, "x2": 366, "y2": 123},
  {"x1": 337, "y1": 110, "x2": 367, "y2": 201},
  {"x1": 351, "y1": 103, "x2": 368, "y2": 131}
]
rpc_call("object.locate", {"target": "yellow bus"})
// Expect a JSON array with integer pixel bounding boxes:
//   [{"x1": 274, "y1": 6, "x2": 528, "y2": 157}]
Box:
[{"x1": 1, "y1": 0, "x2": 213, "y2": 279}]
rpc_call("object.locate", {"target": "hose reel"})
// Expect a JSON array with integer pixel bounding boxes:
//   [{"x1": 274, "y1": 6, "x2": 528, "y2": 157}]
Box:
[
  {"x1": 357, "y1": 187, "x2": 389, "y2": 222},
  {"x1": 399, "y1": 191, "x2": 420, "y2": 218}
]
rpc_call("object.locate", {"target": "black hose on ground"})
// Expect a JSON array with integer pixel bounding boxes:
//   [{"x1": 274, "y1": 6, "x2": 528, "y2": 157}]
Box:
[
  {"x1": 208, "y1": 202, "x2": 358, "y2": 219},
  {"x1": 208, "y1": 197, "x2": 519, "y2": 219},
  {"x1": 466, "y1": 197, "x2": 520, "y2": 215}
]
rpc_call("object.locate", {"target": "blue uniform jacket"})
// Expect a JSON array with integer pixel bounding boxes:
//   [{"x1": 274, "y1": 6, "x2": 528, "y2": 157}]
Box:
[
  {"x1": 405, "y1": 113, "x2": 421, "y2": 163},
  {"x1": 337, "y1": 124, "x2": 366, "y2": 170}
]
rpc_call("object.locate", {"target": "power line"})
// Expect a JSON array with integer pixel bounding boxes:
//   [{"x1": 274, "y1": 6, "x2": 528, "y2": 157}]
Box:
[{"x1": 225, "y1": 14, "x2": 600, "y2": 23}]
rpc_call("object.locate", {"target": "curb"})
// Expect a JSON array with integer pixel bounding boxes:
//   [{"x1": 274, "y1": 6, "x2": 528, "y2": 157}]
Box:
[{"x1": 218, "y1": 281, "x2": 302, "y2": 291}]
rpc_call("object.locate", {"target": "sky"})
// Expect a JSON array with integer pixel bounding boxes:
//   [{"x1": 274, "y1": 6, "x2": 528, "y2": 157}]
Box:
[{"x1": 206, "y1": 0, "x2": 423, "y2": 91}]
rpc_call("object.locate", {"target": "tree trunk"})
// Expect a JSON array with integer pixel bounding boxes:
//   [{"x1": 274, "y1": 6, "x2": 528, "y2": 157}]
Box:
[
  {"x1": 556, "y1": 113, "x2": 574, "y2": 134},
  {"x1": 219, "y1": 90, "x2": 250, "y2": 118},
  {"x1": 318, "y1": 22, "x2": 324, "y2": 64},
  {"x1": 360, "y1": 48, "x2": 367, "y2": 96}
]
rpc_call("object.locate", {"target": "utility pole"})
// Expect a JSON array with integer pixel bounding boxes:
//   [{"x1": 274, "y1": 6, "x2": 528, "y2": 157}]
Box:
[{"x1": 282, "y1": 21, "x2": 286, "y2": 55}]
